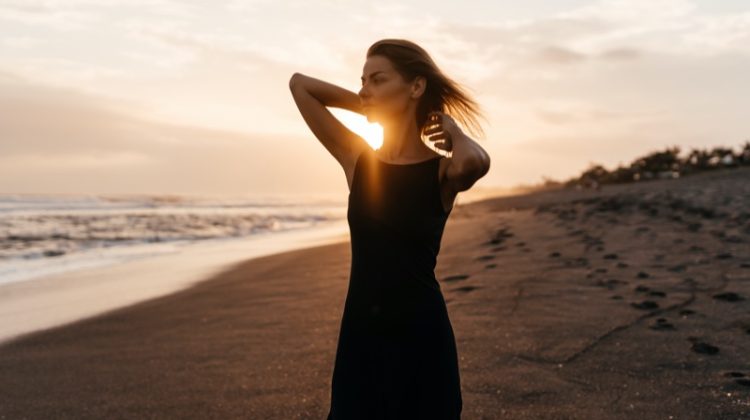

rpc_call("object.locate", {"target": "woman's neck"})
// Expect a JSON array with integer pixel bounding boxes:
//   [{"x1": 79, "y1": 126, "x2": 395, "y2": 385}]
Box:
[{"x1": 378, "y1": 116, "x2": 432, "y2": 160}]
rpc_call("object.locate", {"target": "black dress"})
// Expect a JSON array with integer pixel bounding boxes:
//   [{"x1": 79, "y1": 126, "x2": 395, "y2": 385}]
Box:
[{"x1": 326, "y1": 146, "x2": 462, "y2": 419}]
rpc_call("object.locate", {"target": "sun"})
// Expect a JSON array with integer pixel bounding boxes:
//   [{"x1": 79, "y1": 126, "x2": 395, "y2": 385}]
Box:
[{"x1": 329, "y1": 108, "x2": 383, "y2": 149}]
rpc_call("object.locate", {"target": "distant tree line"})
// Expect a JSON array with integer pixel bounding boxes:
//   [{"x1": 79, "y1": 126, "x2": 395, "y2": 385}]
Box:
[{"x1": 540, "y1": 140, "x2": 750, "y2": 190}]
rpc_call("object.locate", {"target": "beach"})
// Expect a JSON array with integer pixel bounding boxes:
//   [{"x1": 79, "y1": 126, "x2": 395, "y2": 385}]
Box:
[
  {"x1": 1, "y1": 167, "x2": 749, "y2": 419},
  {"x1": 0, "y1": 218, "x2": 350, "y2": 346}
]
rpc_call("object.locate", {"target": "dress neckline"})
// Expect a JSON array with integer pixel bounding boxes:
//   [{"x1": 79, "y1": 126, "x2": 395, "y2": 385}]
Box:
[{"x1": 373, "y1": 153, "x2": 442, "y2": 166}]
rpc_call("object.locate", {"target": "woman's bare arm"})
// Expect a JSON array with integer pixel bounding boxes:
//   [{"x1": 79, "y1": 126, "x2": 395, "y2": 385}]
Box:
[
  {"x1": 292, "y1": 73, "x2": 364, "y2": 114},
  {"x1": 445, "y1": 130, "x2": 491, "y2": 192},
  {"x1": 289, "y1": 73, "x2": 369, "y2": 165},
  {"x1": 431, "y1": 113, "x2": 490, "y2": 193}
]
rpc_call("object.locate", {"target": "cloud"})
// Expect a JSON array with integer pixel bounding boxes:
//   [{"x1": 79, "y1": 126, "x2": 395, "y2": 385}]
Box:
[
  {"x1": 683, "y1": 11, "x2": 750, "y2": 53},
  {"x1": 536, "y1": 45, "x2": 587, "y2": 64},
  {"x1": 1, "y1": 35, "x2": 45, "y2": 49},
  {"x1": 0, "y1": 75, "x2": 153, "y2": 155},
  {"x1": 534, "y1": 107, "x2": 665, "y2": 125},
  {"x1": 560, "y1": 0, "x2": 697, "y2": 22},
  {"x1": 0, "y1": 151, "x2": 158, "y2": 171},
  {"x1": 598, "y1": 47, "x2": 642, "y2": 60},
  {"x1": 536, "y1": 45, "x2": 643, "y2": 64},
  {"x1": 1, "y1": 0, "x2": 749, "y2": 192},
  {"x1": 0, "y1": 74, "x2": 348, "y2": 195},
  {"x1": 431, "y1": 0, "x2": 747, "y2": 84},
  {"x1": 0, "y1": 0, "x2": 98, "y2": 30},
  {"x1": 117, "y1": 13, "x2": 351, "y2": 74}
]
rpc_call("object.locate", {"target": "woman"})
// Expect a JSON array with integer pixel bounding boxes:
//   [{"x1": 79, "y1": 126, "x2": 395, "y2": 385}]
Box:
[{"x1": 289, "y1": 38, "x2": 490, "y2": 419}]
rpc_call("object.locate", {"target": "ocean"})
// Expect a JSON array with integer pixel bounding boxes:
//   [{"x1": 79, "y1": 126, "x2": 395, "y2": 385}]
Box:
[{"x1": 0, "y1": 193, "x2": 348, "y2": 285}]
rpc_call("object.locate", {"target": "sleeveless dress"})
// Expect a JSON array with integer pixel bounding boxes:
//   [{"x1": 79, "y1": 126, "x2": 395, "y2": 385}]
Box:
[{"x1": 326, "y1": 146, "x2": 462, "y2": 419}]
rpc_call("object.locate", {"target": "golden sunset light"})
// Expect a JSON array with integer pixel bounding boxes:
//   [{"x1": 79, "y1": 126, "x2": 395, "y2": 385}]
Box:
[
  {"x1": 330, "y1": 108, "x2": 384, "y2": 149},
  {"x1": 1, "y1": 0, "x2": 748, "y2": 197},
  {"x1": 2, "y1": 3, "x2": 749, "y2": 417}
]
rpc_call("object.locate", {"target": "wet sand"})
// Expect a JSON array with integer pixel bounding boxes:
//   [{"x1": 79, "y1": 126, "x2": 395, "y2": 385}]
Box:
[
  {"x1": 0, "y1": 219, "x2": 349, "y2": 345},
  {"x1": 1, "y1": 167, "x2": 749, "y2": 419}
]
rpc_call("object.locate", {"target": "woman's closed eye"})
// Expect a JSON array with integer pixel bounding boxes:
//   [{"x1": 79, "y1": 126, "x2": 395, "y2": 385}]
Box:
[{"x1": 362, "y1": 78, "x2": 383, "y2": 86}]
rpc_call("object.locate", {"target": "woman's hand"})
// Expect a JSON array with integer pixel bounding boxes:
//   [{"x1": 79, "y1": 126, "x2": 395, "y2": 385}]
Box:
[{"x1": 421, "y1": 111, "x2": 459, "y2": 152}]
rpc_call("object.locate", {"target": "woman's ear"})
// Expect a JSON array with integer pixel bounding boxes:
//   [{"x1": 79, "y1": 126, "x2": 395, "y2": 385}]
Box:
[{"x1": 411, "y1": 76, "x2": 426, "y2": 99}]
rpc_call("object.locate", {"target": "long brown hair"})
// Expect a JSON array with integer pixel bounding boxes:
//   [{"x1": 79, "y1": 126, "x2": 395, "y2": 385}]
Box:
[{"x1": 366, "y1": 38, "x2": 487, "y2": 140}]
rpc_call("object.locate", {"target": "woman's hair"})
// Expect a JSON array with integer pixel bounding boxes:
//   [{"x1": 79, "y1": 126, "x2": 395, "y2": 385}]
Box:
[{"x1": 366, "y1": 38, "x2": 487, "y2": 140}]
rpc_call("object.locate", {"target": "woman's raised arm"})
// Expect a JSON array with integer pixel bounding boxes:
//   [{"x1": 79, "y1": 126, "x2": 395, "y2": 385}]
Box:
[
  {"x1": 289, "y1": 73, "x2": 369, "y2": 165},
  {"x1": 290, "y1": 73, "x2": 363, "y2": 114}
]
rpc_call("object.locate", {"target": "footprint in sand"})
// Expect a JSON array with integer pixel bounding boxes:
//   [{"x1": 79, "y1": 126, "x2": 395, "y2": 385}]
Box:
[
  {"x1": 722, "y1": 235, "x2": 743, "y2": 244},
  {"x1": 716, "y1": 252, "x2": 733, "y2": 260},
  {"x1": 549, "y1": 252, "x2": 561, "y2": 258},
  {"x1": 679, "y1": 309, "x2": 696, "y2": 316},
  {"x1": 616, "y1": 262, "x2": 629, "y2": 268},
  {"x1": 686, "y1": 222, "x2": 702, "y2": 232},
  {"x1": 648, "y1": 290, "x2": 667, "y2": 297},
  {"x1": 485, "y1": 263, "x2": 497, "y2": 269},
  {"x1": 667, "y1": 263, "x2": 688, "y2": 272},
  {"x1": 477, "y1": 254, "x2": 496, "y2": 261},
  {"x1": 690, "y1": 340, "x2": 719, "y2": 355},
  {"x1": 595, "y1": 268, "x2": 608, "y2": 273},
  {"x1": 595, "y1": 279, "x2": 627, "y2": 290},
  {"x1": 491, "y1": 246, "x2": 507, "y2": 252},
  {"x1": 603, "y1": 253, "x2": 618, "y2": 260},
  {"x1": 682, "y1": 277, "x2": 697, "y2": 286},
  {"x1": 636, "y1": 271, "x2": 651, "y2": 279},
  {"x1": 563, "y1": 257, "x2": 589, "y2": 268},
  {"x1": 451, "y1": 285, "x2": 479, "y2": 294},
  {"x1": 487, "y1": 227, "x2": 514, "y2": 246},
  {"x1": 610, "y1": 295, "x2": 623, "y2": 300},
  {"x1": 443, "y1": 274, "x2": 470, "y2": 283},
  {"x1": 634, "y1": 285, "x2": 650, "y2": 293},
  {"x1": 712, "y1": 292, "x2": 745, "y2": 302},
  {"x1": 516, "y1": 241, "x2": 526, "y2": 247},
  {"x1": 630, "y1": 300, "x2": 659, "y2": 310},
  {"x1": 724, "y1": 371, "x2": 745, "y2": 378},
  {"x1": 740, "y1": 263, "x2": 750, "y2": 269},
  {"x1": 649, "y1": 318, "x2": 675, "y2": 330}
]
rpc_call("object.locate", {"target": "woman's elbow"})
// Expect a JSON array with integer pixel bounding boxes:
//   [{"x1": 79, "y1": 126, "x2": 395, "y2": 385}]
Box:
[
  {"x1": 289, "y1": 72, "x2": 308, "y2": 91},
  {"x1": 482, "y1": 152, "x2": 491, "y2": 176},
  {"x1": 472, "y1": 149, "x2": 491, "y2": 178},
  {"x1": 289, "y1": 72, "x2": 303, "y2": 90}
]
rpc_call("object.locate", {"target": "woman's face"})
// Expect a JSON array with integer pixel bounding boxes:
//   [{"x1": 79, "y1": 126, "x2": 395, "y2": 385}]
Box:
[{"x1": 358, "y1": 55, "x2": 419, "y2": 125}]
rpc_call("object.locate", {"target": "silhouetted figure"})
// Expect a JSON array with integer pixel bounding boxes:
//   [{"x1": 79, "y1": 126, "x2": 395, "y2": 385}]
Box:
[{"x1": 290, "y1": 38, "x2": 490, "y2": 419}]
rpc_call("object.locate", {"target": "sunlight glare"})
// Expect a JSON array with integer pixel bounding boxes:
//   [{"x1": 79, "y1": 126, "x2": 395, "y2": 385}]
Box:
[{"x1": 329, "y1": 109, "x2": 383, "y2": 149}]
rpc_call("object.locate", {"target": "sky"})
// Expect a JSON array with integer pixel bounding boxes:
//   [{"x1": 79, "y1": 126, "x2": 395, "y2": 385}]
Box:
[{"x1": 1, "y1": 0, "x2": 748, "y2": 197}]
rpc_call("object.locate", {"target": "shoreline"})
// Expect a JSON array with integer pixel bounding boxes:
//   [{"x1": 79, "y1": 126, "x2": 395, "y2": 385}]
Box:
[
  {"x1": 0, "y1": 219, "x2": 349, "y2": 345},
  {"x1": 0, "y1": 183, "x2": 526, "y2": 346}
]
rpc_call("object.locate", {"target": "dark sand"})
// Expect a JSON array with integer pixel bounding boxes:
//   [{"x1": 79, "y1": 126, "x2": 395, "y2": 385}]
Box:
[{"x1": 1, "y1": 167, "x2": 750, "y2": 419}]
